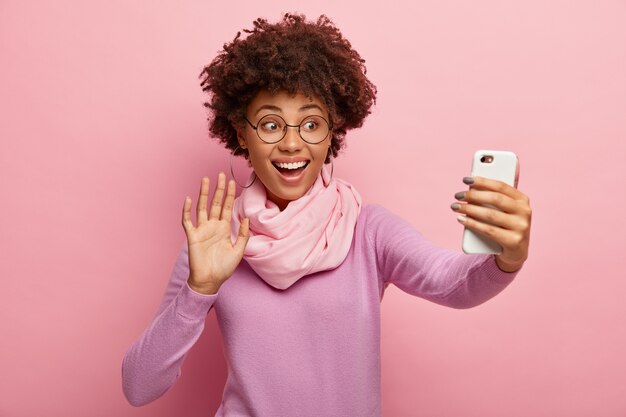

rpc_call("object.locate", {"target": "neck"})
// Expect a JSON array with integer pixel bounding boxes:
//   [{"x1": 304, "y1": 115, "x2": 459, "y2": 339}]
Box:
[{"x1": 265, "y1": 188, "x2": 290, "y2": 211}]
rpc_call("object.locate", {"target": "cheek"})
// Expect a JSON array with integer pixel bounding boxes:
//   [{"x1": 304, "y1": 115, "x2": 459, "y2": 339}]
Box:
[
  {"x1": 319, "y1": 145, "x2": 331, "y2": 162},
  {"x1": 248, "y1": 150, "x2": 276, "y2": 178},
  {"x1": 309, "y1": 151, "x2": 329, "y2": 175},
  {"x1": 247, "y1": 147, "x2": 266, "y2": 167}
]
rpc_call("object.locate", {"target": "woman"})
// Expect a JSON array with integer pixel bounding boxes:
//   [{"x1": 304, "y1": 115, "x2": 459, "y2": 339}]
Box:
[{"x1": 122, "y1": 13, "x2": 531, "y2": 416}]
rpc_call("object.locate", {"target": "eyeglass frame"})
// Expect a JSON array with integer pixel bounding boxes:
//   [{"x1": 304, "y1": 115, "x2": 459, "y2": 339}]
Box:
[{"x1": 243, "y1": 114, "x2": 333, "y2": 144}]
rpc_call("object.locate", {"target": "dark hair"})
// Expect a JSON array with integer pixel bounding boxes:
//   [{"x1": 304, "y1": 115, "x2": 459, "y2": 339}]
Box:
[{"x1": 199, "y1": 13, "x2": 377, "y2": 163}]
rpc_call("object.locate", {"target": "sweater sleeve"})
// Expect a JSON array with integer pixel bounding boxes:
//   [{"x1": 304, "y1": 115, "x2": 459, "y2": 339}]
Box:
[
  {"x1": 367, "y1": 204, "x2": 520, "y2": 309},
  {"x1": 121, "y1": 240, "x2": 218, "y2": 406}
]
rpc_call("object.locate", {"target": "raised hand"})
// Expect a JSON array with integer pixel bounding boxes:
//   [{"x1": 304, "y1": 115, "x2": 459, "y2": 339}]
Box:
[
  {"x1": 182, "y1": 172, "x2": 250, "y2": 294},
  {"x1": 451, "y1": 176, "x2": 532, "y2": 272}
]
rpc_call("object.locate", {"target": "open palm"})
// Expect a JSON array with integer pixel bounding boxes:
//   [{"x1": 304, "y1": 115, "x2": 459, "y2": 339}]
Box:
[{"x1": 182, "y1": 173, "x2": 250, "y2": 293}]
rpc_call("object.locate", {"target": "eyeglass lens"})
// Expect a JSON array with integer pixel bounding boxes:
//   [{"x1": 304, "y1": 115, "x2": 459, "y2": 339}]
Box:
[{"x1": 255, "y1": 114, "x2": 330, "y2": 144}]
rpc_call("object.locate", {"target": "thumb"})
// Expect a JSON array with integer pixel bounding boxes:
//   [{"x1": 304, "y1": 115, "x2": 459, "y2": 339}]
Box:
[{"x1": 233, "y1": 217, "x2": 250, "y2": 255}]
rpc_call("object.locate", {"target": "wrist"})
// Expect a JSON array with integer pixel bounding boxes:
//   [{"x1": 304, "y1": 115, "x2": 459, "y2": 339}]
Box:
[
  {"x1": 187, "y1": 277, "x2": 220, "y2": 295},
  {"x1": 494, "y1": 255, "x2": 524, "y2": 273}
]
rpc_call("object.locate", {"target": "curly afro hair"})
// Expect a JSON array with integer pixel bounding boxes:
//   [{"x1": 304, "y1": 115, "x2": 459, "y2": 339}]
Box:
[{"x1": 199, "y1": 13, "x2": 377, "y2": 163}]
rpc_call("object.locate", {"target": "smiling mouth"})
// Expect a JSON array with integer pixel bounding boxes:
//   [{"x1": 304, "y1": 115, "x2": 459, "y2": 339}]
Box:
[{"x1": 272, "y1": 161, "x2": 310, "y2": 177}]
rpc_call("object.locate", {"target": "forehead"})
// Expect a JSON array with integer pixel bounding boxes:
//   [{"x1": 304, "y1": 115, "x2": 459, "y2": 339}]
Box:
[{"x1": 247, "y1": 90, "x2": 328, "y2": 116}]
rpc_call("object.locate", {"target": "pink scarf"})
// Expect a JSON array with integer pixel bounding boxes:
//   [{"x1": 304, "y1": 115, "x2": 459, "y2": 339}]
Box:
[{"x1": 231, "y1": 164, "x2": 362, "y2": 290}]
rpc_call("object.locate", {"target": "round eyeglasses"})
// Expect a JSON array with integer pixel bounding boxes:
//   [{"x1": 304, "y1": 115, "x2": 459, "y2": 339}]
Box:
[{"x1": 244, "y1": 114, "x2": 332, "y2": 144}]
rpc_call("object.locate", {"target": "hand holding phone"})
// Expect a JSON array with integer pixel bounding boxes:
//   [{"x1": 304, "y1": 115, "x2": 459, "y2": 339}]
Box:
[
  {"x1": 451, "y1": 149, "x2": 531, "y2": 271},
  {"x1": 461, "y1": 150, "x2": 519, "y2": 254}
]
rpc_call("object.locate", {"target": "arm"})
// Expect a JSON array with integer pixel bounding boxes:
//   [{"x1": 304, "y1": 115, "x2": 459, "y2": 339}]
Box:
[
  {"x1": 122, "y1": 173, "x2": 249, "y2": 406},
  {"x1": 368, "y1": 205, "x2": 520, "y2": 309},
  {"x1": 121, "y1": 241, "x2": 218, "y2": 406}
]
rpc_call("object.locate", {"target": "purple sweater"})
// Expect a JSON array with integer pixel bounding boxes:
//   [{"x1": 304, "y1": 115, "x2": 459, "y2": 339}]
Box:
[{"x1": 122, "y1": 204, "x2": 520, "y2": 416}]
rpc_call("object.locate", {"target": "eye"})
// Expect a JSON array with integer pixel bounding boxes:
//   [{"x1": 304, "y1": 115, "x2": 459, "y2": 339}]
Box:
[
  {"x1": 258, "y1": 117, "x2": 285, "y2": 135},
  {"x1": 261, "y1": 121, "x2": 279, "y2": 132},
  {"x1": 301, "y1": 119, "x2": 320, "y2": 132}
]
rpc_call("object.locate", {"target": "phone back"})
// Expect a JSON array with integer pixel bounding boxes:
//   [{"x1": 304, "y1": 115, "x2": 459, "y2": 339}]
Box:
[{"x1": 462, "y1": 150, "x2": 519, "y2": 254}]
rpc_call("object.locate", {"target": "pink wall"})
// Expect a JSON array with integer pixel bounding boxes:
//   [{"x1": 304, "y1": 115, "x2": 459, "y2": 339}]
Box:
[{"x1": 1, "y1": 1, "x2": 625, "y2": 416}]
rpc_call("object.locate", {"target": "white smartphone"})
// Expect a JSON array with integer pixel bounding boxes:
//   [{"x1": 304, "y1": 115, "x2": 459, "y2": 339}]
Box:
[{"x1": 462, "y1": 150, "x2": 520, "y2": 254}]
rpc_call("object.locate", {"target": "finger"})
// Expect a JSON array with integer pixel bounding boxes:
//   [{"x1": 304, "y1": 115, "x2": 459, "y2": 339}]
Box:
[
  {"x1": 209, "y1": 172, "x2": 226, "y2": 220},
  {"x1": 457, "y1": 215, "x2": 524, "y2": 250},
  {"x1": 466, "y1": 176, "x2": 526, "y2": 201},
  {"x1": 455, "y1": 189, "x2": 518, "y2": 214},
  {"x1": 233, "y1": 217, "x2": 250, "y2": 254},
  {"x1": 182, "y1": 196, "x2": 194, "y2": 231},
  {"x1": 451, "y1": 202, "x2": 511, "y2": 229},
  {"x1": 197, "y1": 176, "x2": 210, "y2": 224},
  {"x1": 220, "y1": 179, "x2": 236, "y2": 222}
]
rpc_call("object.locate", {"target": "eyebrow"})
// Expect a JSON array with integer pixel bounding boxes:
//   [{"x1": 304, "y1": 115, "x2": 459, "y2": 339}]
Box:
[{"x1": 254, "y1": 103, "x2": 324, "y2": 116}]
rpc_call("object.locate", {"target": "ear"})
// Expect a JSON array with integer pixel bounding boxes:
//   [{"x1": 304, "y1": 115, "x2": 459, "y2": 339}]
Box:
[
  {"x1": 326, "y1": 134, "x2": 333, "y2": 158},
  {"x1": 235, "y1": 126, "x2": 248, "y2": 149}
]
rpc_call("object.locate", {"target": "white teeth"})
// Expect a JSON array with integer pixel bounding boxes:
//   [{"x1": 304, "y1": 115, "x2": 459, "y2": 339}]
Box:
[{"x1": 274, "y1": 161, "x2": 308, "y2": 169}]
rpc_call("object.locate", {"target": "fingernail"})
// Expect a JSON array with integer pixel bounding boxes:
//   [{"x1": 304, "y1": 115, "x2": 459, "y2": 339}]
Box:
[
  {"x1": 463, "y1": 177, "x2": 474, "y2": 184},
  {"x1": 450, "y1": 203, "x2": 461, "y2": 211},
  {"x1": 456, "y1": 215, "x2": 466, "y2": 223},
  {"x1": 454, "y1": 191, "x2": 466, "y2": 200}
]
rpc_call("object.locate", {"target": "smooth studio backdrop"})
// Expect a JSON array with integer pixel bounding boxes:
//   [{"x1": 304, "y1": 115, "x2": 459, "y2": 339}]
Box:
[{"x1": 1, "y1": 1, "x2": 625, "y2": 416}]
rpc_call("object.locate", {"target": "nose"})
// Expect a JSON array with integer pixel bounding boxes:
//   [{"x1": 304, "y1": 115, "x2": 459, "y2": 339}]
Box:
[{"x1": 278, "y1": 124, "x2": 304, "y2": 152}]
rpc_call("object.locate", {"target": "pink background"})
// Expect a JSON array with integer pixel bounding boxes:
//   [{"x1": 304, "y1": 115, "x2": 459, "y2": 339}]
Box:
[{"x1": 1, "y1": 1, "x2": 625, "y2": 416}]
